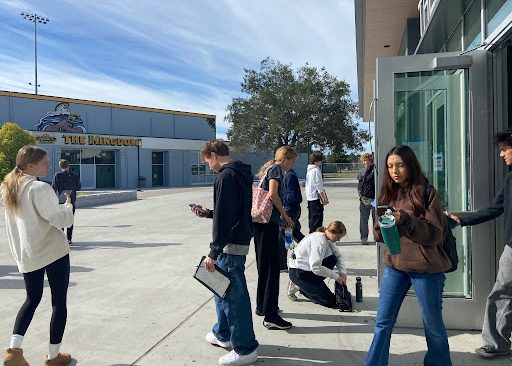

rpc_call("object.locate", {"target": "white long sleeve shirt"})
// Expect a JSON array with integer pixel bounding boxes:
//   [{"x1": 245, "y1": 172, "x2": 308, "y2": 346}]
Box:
[
  {"x1": 305, "y1": 164, "x2": 324, "y2": 201},
  {"x1": 288, "y1": 232, "x2": 347, "y2": 280},
  {"x1": 5, "y1": 175, "x2": 74, "y2": 273}
]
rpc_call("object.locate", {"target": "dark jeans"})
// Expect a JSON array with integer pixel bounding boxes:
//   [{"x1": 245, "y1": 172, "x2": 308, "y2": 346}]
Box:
[
  {"x1": 359, "y1": 201, "x2": 375, "y2": 240},
  {"x1": 289, "y1": 255, "x2": 337, "y2": 308},
  {"x1": 13, "y1": 254, "x2": 70, "y2": 344},
  {"x1": 213, "y1": 254, "x2": 259, "y2": 355},
  {"x1": 67, "y1": 204, "x2": 76, "y2": 241},
  {"x1": 308, "y1": 199, "x2": 324, "y2": 233},
  {"x1": 253, "y1": 221, "x2": 280, "y2": 317},
  {"x1": 279, "y1": 205, "x2": 305, "y2": 269}
]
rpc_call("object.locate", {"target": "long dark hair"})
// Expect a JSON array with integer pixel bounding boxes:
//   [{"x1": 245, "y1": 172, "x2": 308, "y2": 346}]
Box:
[{"x1": 378, "y1": 145, "x2": 428, "y2": 217}]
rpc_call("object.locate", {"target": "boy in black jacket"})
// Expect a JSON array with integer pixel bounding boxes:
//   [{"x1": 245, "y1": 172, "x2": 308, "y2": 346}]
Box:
[
  {"x1": 446, "y1": 129, "x2": 512, "y2": 359},
  {"x1": 51, "y1": 159, "x2": 81, "y2": 244},
  {"x1": 191, "y1": 140, "x2": 258, "y2": 366}
]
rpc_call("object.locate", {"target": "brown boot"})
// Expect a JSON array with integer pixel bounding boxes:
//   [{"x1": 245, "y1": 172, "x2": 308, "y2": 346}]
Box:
[
  {"x1": 3, "y1": 348, "x2": 29, "y2": 366},
  {"x1": 43, "y1": 353, "x2": 71, "y2": 366}
]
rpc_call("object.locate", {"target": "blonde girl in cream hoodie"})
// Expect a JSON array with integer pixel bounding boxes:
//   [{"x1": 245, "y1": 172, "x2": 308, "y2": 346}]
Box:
[{"x1": 2, "y1": 146, "x2": 74, "y2": 366}]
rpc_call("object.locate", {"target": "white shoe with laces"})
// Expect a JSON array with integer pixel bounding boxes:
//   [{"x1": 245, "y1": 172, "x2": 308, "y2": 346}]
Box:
[
  {"x1": 218, "y1": 349, "x2": 258, "y2": 365},
  {"x1": 206, "y1": 332, "x2": 232, "y2": 348},
  {"x1": 287, "y1": 280, "x2": 299, "y2": 301}
]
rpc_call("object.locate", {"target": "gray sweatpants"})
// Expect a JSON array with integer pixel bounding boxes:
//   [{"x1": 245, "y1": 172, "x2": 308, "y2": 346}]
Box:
[{"x1": 482, "y1": 245, "x2": 512, "y2": 351}]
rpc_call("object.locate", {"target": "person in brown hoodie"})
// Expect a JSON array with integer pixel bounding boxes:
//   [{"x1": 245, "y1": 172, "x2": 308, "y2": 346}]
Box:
[{"x1": 365, "y1": 145, "x2": 452, "y2": 366}]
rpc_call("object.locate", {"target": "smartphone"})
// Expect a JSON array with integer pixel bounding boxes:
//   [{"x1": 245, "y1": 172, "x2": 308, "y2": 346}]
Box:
[
  {"x1": 189, "y1": 203, "x2": 208, "y2": 215},
  {"x1": 58, "y1": 190, "x2": 73, "y2": 204},
  {"x1": 377, "y1": 205, "x2": 394, "y2": 213}
]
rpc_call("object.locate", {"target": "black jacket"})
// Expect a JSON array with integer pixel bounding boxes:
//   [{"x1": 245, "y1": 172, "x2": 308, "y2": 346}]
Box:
[
  {"x1": 283, "y1": 168, "x2": 302, "y2": 209},
  {"x1": 357, "y1": 164, "x2": 375, "y2": 199},
  {"x1": 51, "y1": 170, "x2": 81, "y2": 203},
  {"x1": 207, "y1": 160, "x2": 254, "y2": 259},
  {"x1": 460, "y1": 171, "x2": 512, "y2": 248}
]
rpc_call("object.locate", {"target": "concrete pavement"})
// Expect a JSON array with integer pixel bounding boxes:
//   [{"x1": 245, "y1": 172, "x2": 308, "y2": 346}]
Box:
[{"x1": 0, "y1": 184, "x2": 509, "y2": 365}]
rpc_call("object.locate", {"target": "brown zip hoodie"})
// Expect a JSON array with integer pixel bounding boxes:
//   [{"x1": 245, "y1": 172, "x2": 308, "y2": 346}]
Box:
[{"x1": 374, "y1": 186, "x2": 451, "y2": 273}]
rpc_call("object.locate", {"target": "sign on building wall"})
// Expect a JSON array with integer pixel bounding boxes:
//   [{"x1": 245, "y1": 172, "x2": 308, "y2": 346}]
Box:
[
  {"x1": 34, "y1": 102, "x2": 86, "y2": 133},
  {"x1": 33, "y1": 131, "x2": 140, "y2": 147}
]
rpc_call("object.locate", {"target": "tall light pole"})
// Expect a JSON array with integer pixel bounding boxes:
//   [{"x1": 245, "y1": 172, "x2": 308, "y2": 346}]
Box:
[{"x1": 20, "y1": 12, "x2": 49, "y2": 95}]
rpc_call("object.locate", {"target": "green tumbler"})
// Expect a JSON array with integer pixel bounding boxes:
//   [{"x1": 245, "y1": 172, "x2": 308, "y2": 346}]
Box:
[{"x1": 378, "y1": 215, "x2": 401, "y2": 255}]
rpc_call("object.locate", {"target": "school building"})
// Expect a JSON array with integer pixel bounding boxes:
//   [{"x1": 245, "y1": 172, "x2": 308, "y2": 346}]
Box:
[
  {"x1": 0, "y1": 91, "x2": 217, "y2": 189},
  {"x1": 355, "y1": 0, "x2": 511, "y2": 329}
]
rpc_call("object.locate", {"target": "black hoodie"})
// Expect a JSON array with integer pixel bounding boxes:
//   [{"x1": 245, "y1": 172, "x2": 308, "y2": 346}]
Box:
[{"x1": 207, "y1": 160, "x2": 254, "y2": 259}]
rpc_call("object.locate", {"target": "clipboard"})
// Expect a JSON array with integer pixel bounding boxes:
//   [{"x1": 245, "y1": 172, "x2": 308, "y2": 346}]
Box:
[{"x1": 193, "y1": 256, "x2": 231, "y2": 299}]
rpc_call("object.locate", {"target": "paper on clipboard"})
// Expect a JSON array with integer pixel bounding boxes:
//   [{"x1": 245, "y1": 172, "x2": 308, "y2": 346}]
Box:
[{"x1": 193, "y1": 256, "x2": 231, "y2": 299}]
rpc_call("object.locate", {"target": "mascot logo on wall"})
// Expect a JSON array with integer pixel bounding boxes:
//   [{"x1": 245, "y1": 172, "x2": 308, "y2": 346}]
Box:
[{"x1": 34, "y1": 102, "x2": 86, "y2": 133}]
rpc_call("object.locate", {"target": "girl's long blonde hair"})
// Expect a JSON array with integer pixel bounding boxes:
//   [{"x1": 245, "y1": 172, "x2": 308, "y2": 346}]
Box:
[
  {"x1": 316, "y1": 221, "x2": 347, "y2": 237},
  {"x1": 1, "y1": 146, "x2": 47, "y2": 215},
  {"x1": 257, "y1": 145, "x2": 298, "y2": 176}
]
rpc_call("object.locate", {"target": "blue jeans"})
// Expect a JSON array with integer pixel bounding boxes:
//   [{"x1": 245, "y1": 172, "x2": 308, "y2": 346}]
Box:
[
  {"x1": 365, "y1": 265, "x2": 451, "y2": 366},
  {"x1": 212, "y1": 254, "x2": 259, "y2": 355}
]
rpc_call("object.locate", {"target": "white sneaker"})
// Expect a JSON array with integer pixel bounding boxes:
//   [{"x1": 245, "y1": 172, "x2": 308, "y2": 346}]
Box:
[
  {"x1": 218, "y1": 349, "x2": 258, "y2": 365},
  {"x1": 287, "y1": 280, "x2": 299, "y2": 301},
  {"x1": 206, "y1": 332, "x2": 232, "y2": 348}
]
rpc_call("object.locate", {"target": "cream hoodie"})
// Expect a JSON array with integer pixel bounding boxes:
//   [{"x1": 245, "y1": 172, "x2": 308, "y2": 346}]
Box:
[
  {"x1": 5, "y1": 175, "x2": 74, "y2": 273},
  {"x1": 288, "y1": 232, "x2": 347, "y2": 279}
]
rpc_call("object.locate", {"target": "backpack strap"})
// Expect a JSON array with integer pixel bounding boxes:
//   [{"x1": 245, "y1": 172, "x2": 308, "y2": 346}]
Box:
[{"x1": 423, "y1": 184, "x2": 433, "y2": 209}]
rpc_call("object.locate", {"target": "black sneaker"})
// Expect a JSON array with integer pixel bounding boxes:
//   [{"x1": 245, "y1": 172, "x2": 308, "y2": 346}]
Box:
[
  {"x1": 255, "y1": 308, "x2": 264, "y2": 316},
  {"x1": 475, "y1": 346, "x2": 511, "y2": 358},
  {"x1": 263, "y1": 315, "x2": 292, "y2": 330}
]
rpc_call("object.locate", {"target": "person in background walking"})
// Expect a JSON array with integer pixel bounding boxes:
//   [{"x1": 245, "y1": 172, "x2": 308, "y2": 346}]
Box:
[
  {"x1": 191, "y1": 139, "x2": 259, "y2": 366},
  {"x1": 2, "y1": 146, "x2": 74, "y2": 366},
  {"x1": 254, "y1": 146, "x2": 296, "y2": 330},
  {"x1": 365, "y1": 145, "x2": 452, "y2": 366},
  {"x1": 51, "y1": 160, "x2": 81, "y2": 245},
  {"x1": 306, "y1": 152, "x2": 328, "y2": 233},
  {"x1": 357, "y1": 153, "x2": 375, "y2": 245},
  {"x1": 279, "y1": 164, "x2": 305, "y2": 270},
  {"x1": 445, "y1": 128, "x2": 512, "y2": 359}
]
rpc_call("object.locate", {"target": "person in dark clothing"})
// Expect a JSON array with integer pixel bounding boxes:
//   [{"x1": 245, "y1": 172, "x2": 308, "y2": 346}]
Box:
[
  {"x1": 51, "y1": 159, "x2": 81, "y2": 244},
  {"x1": 357, "y1": 153, "x2": 375, "y2": 245},
  {"x1": 191, "y1": 139, "x2": 258, "y2": 366},
  {"x1": 446, "y1": 128, "x2": 512, "y2": 359},
  {"x1": 279, "y1": 168, "x2": 305, "y2": 270}
]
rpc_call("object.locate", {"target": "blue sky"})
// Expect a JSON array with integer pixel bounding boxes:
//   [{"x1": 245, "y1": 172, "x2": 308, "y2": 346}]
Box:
[{"x1": 0, "y1": 0, "x2": 373, "y2": 149}]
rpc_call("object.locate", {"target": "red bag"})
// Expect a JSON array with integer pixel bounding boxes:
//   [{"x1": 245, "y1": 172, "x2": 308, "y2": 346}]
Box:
[{"x1": 251, "y1": 168, "x2": 273, "y2": 223}]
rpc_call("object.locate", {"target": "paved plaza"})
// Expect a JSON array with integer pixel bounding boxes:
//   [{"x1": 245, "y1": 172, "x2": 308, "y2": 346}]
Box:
[{"x1": 0, "y1": 184, "x2": 509, "y2": 365}]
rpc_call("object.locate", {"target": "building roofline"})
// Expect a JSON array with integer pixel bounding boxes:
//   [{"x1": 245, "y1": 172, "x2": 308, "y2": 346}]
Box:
[{"x1": 0, "y1": 90, "x2": 216, "y2": 119}]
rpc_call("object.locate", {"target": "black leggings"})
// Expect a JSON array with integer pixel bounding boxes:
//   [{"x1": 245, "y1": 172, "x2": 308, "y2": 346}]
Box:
[{"x1": 13, "y1": 255, "x2": 70, "y2": 344}]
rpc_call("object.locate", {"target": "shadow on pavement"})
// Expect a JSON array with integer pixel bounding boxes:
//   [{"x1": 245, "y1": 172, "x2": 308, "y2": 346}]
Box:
[
  {"x1": 69, "y1": 241, "x2": 182, "y2": 251},
  {"x1": 0, "y1": 265, "x2": 94, "y2": 289}
]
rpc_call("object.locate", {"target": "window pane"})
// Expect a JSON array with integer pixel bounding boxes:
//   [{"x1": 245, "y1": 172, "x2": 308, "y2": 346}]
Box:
[
  {"x1": 464, "y1": 0, "x2": 481, "y2": 50},
  {"x1": 95, "y1": 150, "x2": 115, "y2": 165},
  {"x1": 61, "y1": 150, "x2": 80, "y2": 164},
  {"x1": 487, "y1": 0, "x2": 512, "y2": 36},
  {"x1": 446, "y1": 21, "x2": 462, "y2": 52},
  {"x1": 81, "y1": 150, "x2": 96, "y2": 164},
  {"x1": 152, "y1": 152, "x2": 164, "y2": 164}
]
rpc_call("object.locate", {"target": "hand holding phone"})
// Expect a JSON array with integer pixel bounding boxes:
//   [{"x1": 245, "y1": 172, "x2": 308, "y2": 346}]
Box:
[
  {"x1": 377, "y1": 205, "x2": 394, "y2": 212},
  {"x1": 190, "y1": 203, "x2": 208, "y2": 217}
]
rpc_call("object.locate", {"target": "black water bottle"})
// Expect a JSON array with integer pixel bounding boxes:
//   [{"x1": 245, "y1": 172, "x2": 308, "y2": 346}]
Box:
[{"x1": 356, "y1": 276, "x2": 363, "y2": 302}]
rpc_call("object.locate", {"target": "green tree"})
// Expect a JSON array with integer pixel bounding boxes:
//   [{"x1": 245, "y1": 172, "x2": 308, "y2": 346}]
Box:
[
  {"x1": 226, "y1": 58, "x2": 369, "y2": 154},
  {"x1": 0, "y1": 122, "x2": 37, "y2": 180}
]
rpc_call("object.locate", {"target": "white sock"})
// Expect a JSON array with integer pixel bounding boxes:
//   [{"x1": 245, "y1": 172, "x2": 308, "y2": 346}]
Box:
[
  {"x1": 10, "y1": 334, "x2": 24, "y2": 349},
  {"x1": 48, "y1": 343, "x2": 61, "y2": 360}
]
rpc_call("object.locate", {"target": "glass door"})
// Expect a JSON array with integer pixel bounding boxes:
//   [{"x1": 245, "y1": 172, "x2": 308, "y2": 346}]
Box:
[
  {"x1": 394, "y1": 70, "x2": 471, "y2": 298},
  {"x1": 375, "y1": 50, "x2": 492, "y2": 329}
]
